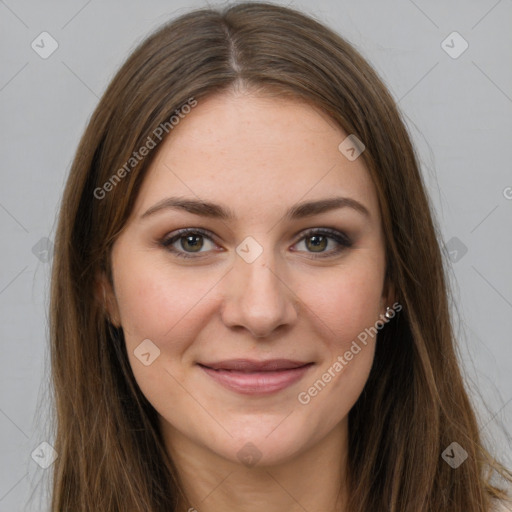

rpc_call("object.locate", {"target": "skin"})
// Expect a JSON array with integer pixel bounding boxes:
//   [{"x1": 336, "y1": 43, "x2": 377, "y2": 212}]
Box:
[{"x1": 102, "y1": 89, "x2": 394, "y2": 512}]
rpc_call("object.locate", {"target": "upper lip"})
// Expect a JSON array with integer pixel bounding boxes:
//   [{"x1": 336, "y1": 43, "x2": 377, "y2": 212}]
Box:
[{"x1": 198, "y1": 359, "x2": 312, "y2": 372}]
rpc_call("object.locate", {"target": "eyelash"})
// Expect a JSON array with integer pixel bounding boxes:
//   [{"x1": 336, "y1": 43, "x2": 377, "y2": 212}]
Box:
[{"x1": 159, "y1": 227, "x2": 352, "y2": 260}]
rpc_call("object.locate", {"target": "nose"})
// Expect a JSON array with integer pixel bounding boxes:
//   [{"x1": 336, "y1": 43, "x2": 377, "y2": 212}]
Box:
[{"x1": 220, "y1": 250, "x2": 299, "y2": 339}]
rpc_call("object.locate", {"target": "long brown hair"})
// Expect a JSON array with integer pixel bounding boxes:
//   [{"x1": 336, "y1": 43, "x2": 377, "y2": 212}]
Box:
[{"x1": 49, "y1": 2, "x2": 511, "y2": 510}]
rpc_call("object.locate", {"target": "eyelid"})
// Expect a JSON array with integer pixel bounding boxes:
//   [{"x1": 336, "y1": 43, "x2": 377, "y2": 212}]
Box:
[
  {"x1": 159, "y1": 226, "x2": 352, "y2": 259},
  {"x1": 294, "y1": 227, "x2": 352, "y2": 246},
  {"x1": 161, "y1": 227, "x2": 216, "y2": 244}
]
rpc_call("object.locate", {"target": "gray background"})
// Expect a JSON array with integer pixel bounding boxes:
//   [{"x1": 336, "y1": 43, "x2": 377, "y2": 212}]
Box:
[{"x1": 1, "y1": 0, "x2": 511, "y2": 509}]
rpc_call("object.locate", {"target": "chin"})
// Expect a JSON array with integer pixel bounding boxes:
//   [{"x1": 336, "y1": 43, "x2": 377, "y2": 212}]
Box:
[
  {"x1": 207, "y1": 412, "x2": 332, "y2": 468},
  {"x1": 221, "y1": 433, "x2": 309, "y2": 468}
]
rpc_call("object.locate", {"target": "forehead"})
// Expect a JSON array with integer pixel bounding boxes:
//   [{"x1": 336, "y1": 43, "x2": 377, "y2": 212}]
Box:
[{"x1": 130, "y1": 92, "x2": 380, "y2": 224}]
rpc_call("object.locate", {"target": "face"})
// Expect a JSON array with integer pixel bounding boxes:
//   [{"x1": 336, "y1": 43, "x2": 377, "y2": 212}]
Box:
[{"x1": 103, "y1": 90, "x2": 392, "y2": 468}]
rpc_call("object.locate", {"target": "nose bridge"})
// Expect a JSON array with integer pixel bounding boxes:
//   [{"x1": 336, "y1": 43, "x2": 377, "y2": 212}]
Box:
[{"x1": 220, "y1": 241, "x2": 297, "y2": 337}]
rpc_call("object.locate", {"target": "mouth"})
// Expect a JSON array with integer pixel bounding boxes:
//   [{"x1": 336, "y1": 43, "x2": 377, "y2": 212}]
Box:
[{"x1": 197, "y1": 359, "x2": 314, "y2": 395}]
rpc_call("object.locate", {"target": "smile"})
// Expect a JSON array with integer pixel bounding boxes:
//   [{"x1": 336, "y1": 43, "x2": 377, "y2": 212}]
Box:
[{"x1": 197, "y1": 359, "x2": 314, "y2": 395}]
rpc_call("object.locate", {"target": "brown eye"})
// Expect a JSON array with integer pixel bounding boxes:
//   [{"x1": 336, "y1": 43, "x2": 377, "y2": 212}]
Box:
[
  {"x1": 293, "y1": 228, "x2": 352, "y2": 258},
  {"x1": 305, "y1": 235, "x2": 328, "y2": 252},
  {"x1": 161, "y1": 228, "x2": 218, "y2": 259},
  {"x1": 179, "y1": 234, "x2": 204, "y2": 252}
]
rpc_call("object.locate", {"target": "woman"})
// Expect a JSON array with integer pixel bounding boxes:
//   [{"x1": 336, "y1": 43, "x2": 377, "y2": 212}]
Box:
[{"x1": 49, "y1": 2, "x2": 511, "y2": 510}]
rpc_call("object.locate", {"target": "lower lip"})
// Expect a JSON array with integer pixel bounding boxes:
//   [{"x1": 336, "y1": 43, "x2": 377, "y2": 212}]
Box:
[{"x1": 199, "y1": 364, "x2": 313, "y2": 395}]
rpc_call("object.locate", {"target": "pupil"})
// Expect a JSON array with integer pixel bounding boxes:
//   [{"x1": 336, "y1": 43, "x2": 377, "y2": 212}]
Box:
[
  {"x1": 307, "y1": 235, "x2": 327, "y2": 252},
  {"x1": 182, "y1": 235, "x2": 203, "y2": 252}
]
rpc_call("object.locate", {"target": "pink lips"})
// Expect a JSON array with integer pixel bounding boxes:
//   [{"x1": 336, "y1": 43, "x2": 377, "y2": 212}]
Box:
[{"x1": 198, "y1": 359, "x2": 313, "y2": 395}]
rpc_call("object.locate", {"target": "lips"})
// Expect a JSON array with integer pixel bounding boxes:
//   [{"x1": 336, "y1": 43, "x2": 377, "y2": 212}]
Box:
[
  {"x1": 198, "y1": 359, "x2": 313, "y2": 395},
  {"x1": 199, "y1": 359, "x2": 310, "y2": 372}
]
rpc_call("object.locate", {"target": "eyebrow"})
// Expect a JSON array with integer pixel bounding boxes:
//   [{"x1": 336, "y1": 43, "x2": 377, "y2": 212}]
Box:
[{"x1": 140, "y1": 196, "x2": 370, "y2": 221}]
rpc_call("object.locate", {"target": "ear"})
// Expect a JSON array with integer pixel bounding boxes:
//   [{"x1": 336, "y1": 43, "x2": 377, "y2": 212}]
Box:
[
  {"x1": 95, "y1": 271, "x2": 121, "y2": 328},
  {"x1": 381, "y1": 276, "x2": 397, "y2": 313}
]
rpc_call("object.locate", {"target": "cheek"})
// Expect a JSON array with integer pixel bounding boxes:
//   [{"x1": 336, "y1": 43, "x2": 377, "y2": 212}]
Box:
[
  {"x1": 113, "y1": 256, "x2": 217, "y2": 351},
  {"x1": 293, "y1": 264, "x2": 382, "y2": 430},
  {"x1": 299, "y1": 257, "x2": 385, "y2": 351},
  {"x1": 112, "y1": 257, "x2": 220, "y2": 416}
]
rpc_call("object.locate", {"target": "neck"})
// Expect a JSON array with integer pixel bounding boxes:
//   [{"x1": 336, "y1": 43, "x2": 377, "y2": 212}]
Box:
[{"x1": 164, "y1": 421, "x2": 349, "y2": 512}]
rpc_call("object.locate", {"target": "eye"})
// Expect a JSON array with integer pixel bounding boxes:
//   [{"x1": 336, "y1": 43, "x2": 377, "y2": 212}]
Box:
[
  {"x1": 160, "y1": 227, "x2": 352, "y2": 260},
  {"x1": 160, "y1": 228, "x2": 220, "y2": 259},
  {"x1": 292, "y1": 228, "x2": 352, "y2": 258}
]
